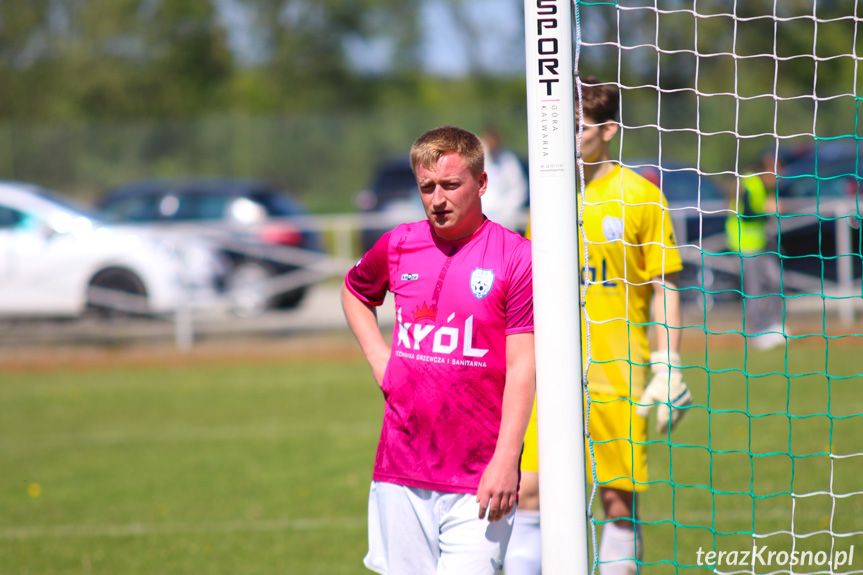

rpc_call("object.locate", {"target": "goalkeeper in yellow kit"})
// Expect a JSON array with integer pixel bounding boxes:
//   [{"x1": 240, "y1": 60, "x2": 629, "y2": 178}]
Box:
[{"x1": 503, "y1": 78, "x2": 693, "y2": 575}]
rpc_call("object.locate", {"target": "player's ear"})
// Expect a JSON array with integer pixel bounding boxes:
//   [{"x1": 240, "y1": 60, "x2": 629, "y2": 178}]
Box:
[
  {"x1": 477, "y1": 171, "x2": 488, "y2": 197},
  {"x1": 601, "y1": 121, "x2": 619, "y2": 142}
]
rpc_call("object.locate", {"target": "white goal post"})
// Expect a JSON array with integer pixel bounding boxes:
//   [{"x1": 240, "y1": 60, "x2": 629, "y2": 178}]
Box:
[{"x1": 523, "y1": 0, "x2": 591, "y2": 573}]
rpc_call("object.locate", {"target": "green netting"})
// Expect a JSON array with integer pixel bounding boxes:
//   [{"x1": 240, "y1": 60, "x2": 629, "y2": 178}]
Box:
[{"x1": 575, "y1": 1, "x2": 863, "y2": 574}]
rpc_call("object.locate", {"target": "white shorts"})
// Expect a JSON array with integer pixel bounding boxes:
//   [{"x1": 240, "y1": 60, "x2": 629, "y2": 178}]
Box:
[{"x1": 364, "y1": 481, "x2": 515, "y2": 575}]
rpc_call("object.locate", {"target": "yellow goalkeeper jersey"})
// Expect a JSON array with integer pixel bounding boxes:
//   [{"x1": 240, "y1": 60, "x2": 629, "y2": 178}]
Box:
[{"x1": 528, "y1": 164, "x2": 682, "y2": 397}]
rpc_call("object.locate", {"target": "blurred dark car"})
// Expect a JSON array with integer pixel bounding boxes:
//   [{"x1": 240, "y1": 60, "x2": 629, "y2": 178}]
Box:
[
  {"x1": 628, "y1": 159, "x2": 740, "y2": 306},
  {"x1": 355, "y1": 155, "x2": 424, "y2": 253},
  {"x1": 629, "y1": 159, "x2": 728, "y2": 239},
  {"x1": 779, "y1": 140, "x2": 861, "y2": 201},
  {"x1": 631, "y1": 149, "x2": 862, "y2": 301},
  {"x1": 97, "y1": 178, "x2": 323, "y2": 316},
  {"x1": 776, "y1": 141, "x2": 862, "y2": 282}
]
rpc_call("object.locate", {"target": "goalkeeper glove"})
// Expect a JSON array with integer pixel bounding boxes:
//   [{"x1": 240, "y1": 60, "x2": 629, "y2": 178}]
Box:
[{"x1": 636, "y1": 350, "x2": 693, "y2": 433}]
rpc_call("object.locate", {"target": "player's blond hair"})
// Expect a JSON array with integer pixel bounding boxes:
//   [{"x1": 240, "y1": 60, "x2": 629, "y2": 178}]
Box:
[{"x1": 410, "y1": 126, "x2": 485, "y2": 178}]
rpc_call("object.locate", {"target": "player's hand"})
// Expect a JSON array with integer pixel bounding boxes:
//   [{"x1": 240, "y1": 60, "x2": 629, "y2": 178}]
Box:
[
  {"x1": 370, "y1": 349, "x2": 390, "y2": 390},
  {"x1": 476, "y1": 453, "x2": 519, "y2": 522},
  {"x1": 637, "y1": 350, "x2": 693, "y2": 433},
  {"x1": 362, "y1": 342, "x2": 390, "y2": 390}
]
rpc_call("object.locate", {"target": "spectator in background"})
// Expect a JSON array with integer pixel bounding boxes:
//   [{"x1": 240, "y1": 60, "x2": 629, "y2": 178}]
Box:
[
  {"x1": 481, "y1": 126, "x2": 529, "y2": 232},
  {"x1": 725, "y1": 153, "x2": 787, "y2": 350}
]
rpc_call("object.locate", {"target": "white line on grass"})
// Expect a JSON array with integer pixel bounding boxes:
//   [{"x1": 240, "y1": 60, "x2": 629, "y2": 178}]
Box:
[{"x1": 0, "y1": 516, "x2": 366, "y2": 540}]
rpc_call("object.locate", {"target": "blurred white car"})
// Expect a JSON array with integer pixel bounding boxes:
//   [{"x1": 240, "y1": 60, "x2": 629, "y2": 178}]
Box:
[{"x1": 0, "y1": 181, "x2": 224, "y2": 318}]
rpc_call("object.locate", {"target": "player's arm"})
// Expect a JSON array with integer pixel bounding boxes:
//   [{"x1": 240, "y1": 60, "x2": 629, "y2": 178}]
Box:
[
  {"x1": 477, "y1": 331, "x2": 535, "y2": 522},
  {"x1": 341, "y1": 283, "x2": 390, "y2": 389},
  {"x1": 638, "y1": 272, "x2": 693, "y2": 433},
  {"x1": 652, "y1": 272, "x2": 681, "y2": 354}
]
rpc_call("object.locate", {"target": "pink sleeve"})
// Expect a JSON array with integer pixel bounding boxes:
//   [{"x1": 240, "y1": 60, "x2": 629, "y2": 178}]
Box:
[
  {"x1": 344, "y1": 231, "x2": 391, "y2": 306},
  {"x1": 505, "y1": 239, "x2": 534, "y2": 334}
]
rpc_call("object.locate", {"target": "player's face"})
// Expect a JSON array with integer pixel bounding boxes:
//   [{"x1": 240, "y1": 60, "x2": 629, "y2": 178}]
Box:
[{"x1": 416, "y1": 151, "x2": 487, "y2": 241}]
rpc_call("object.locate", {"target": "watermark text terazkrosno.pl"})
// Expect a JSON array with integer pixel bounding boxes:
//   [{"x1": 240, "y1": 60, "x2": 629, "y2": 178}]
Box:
[{"x1": 696, "y1": 545, "x2": 855, "y2": 568}]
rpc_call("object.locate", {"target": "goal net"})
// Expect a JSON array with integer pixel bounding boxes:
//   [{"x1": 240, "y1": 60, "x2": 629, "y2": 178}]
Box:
[{"x1": 571, "y1": 1, "x2": 862, "y2": 573}]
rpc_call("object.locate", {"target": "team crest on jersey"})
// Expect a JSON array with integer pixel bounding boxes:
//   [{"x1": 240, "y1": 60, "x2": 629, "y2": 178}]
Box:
[
  {"x1": 470, "y1": 268, "x2": 495, "y2": 300},
  {"x1": 602, "y1": 216, "x2": 624, "y2": 241}
]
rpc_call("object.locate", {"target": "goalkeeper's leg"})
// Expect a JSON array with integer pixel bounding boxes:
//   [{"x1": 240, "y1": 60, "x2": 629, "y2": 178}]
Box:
[
  {"x1": 591, "y1": 394, "x2": 647, "y2": 575},
  {"x1": 599, "y1": 488, "x2": 642, "y2": 575}
]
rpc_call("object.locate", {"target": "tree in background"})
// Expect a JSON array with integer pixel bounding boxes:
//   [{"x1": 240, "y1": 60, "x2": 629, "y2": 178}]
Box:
[
  {"x1": 0, "y1": 0, "x2": 233, "y2": 120},
  {"x1": 0, "y1": 0, "x2": 426, "y2": 120},
  {"x1": 0, "y1": 0, "x2": 857, "y2": 210}
]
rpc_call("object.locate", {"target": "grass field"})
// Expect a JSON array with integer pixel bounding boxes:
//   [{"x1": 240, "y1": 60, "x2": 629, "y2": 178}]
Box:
[
  {"x1": 1, "y1": 332, "x2": 860, "y2": 574},
  {"x1": 635, "y1": 335, "x2": 862, "y2": 573}
]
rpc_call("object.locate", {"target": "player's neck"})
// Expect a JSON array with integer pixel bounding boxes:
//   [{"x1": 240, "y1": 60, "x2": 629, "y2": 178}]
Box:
[
  {"x1": 583, "y1": 159, "x2": 615, "y2": 185},
  {"x1": 431, "y1": 215, "x2": 486, "y2": 243}
]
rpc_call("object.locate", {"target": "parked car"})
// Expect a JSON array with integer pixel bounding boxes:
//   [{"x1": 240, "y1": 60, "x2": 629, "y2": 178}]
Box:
[
  {"x1": 628, "y1": 158, "x2": 728, "y2": 239},
  {"x1": 632, "y1": 150, "x2": 862, "y2": 299},
  {"x1": 355, "y1": 155, "x2": 425, "y2": 253},
  {"x1": 776, "y1": 141, "x2": 862, "y2": 283},
  {"x1": 0, "y1": 181, "x2": 222, "y2": 319},
  {"x1": 97, "y1": 178, "x2": 324, "y2": 316},
  {"x1": 627, "y1": 159, "x2": 740, "y2": 306},
  {"x1": 779, "y1": 140, "x2": 861, "y2": 201}
]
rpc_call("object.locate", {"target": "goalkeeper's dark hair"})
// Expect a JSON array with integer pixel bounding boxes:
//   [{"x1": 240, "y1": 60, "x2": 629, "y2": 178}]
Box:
[{"x1": 577, "y1": 77, "x2": 620, "y2": 124}]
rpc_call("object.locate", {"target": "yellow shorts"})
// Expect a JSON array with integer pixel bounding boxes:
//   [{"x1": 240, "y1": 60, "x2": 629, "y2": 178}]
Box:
[{"x1": 520, "y1": 391, "x2": 648, "y2": 492}]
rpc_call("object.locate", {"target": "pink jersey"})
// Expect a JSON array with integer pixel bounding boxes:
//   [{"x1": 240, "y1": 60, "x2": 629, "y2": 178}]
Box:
[{"x1": 345, "y1": 219, "x2": 533, "y2": 494}]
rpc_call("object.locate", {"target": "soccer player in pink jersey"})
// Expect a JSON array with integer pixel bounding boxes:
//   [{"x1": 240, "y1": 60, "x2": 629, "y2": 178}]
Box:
[{"x1": 341, "y1": 125, "x2": 536, "y2": 575}]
